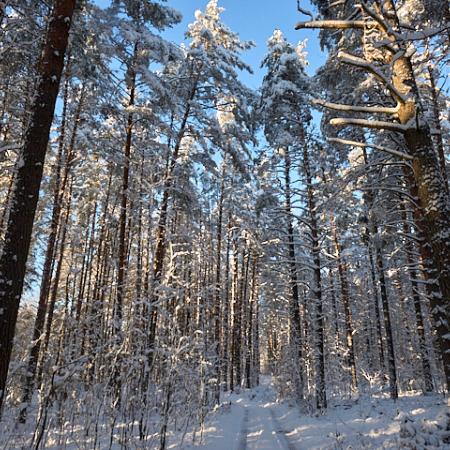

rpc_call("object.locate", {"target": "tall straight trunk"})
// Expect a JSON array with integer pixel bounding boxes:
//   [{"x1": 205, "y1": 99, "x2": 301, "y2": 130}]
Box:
[
  {"x1": 230, "y1": 233, "x2": 239, "y2": 392},
  {"x1": 239, "y1": 247, "x2": 250, "y2": 388},
  {"x1": 222, "y1": 218, "x2": 232, "y2": 390},
  {"x1": 332, "y1": 225, "x2": 357, "y2": 391},
  {"x1": 246, "y1": 254, "x2": 257, "y2": 389},
  {"x1": 132, "y1": 153, "x2": 145, "y2": 353},
  {"x1": 403, "y1": 164, "x2": 448, "y2": 389},
  {"x1": 328, "y1": 266, "x2": 340, "y2": 354},
  {"x1": 90, "y1": 169, "x2": 113, "y2": 352},
  {"x1": 213, "y1": 166, "x2": 225, "y2": 402},
  {"x1": 427, "y1": 67, "x2": 449, "y2": 195},
  {"x1": 405, "y1": 127, "x2": 450, "y2": 391},
  {"x1": 20, "y1": 77, "x2": 85, "y2": 418},
  {"x1": 296, "y1": 0, "x2": 450, "y2": 392},
  {"x1": 374, "y1": 239, "x2": 398, "y2": 399},
  {"x1": 362, "y1": 149, "x2": 386, "y2": 376},
  {"x1": 37, "y1": 179, "x2": 73, "y2": 387},
  {"x1": 367, "y1": 241, "x2": 386, "y2": 375},
  {"x1": 147, "y1": 79, "x2": 198, "y2": 366},
  {"x1": 384, "y1": 0, "x2": 450, "y2": 389},
  {"x1": 283, "y1": 147, "x2": 304, "y2": 400},
  {"x1": 402, "y1": 209, "x2": 434, "y2": 392},
  {"x1": 303, "y1": 144, "x2": 326, "y2": 410},
  {"x1": 233, "y1": 246, "x2": 246, "y2": 390},
  {"x1": 21, "y1": 68, "x2": 73, "y2": 410},
  {"x1": 79, "y1": 202, "x2": 98, "y2": 357},
  {"x1": 253, "y1": 279, "x2": 260, "y2": 387},
  {"x1": 115, "y1": 58, "x2": 136, "y2": 335},
  {"x1": 0, "y1": 0, "x2": 76, "y2": 414}
]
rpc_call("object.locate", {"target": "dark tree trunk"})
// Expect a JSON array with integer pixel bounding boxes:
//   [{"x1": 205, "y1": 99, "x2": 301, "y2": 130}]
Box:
[
  {"x1": 115, "y1": 58, "x2": 136, "y2": 336},
  {"x1": 0, "y1": 0, "x2": 77, "y2": 415},
  {"x1": 37, "y1": 180, "x2": 73, "y2": 387},
  {"x1": 374, "y1": 240, "x2": 398, "y2": 399},
  {"x1": 401, "y1": 209, "x2": 434, "y2": 393},
  {"x1": 404, "y1": 164, "x2": 450, "y2": 391},
  {"x1": 427, "y1": 67, "x2": 449, "y2": 195},
  {"x1": 214, "y1": 166, "x2": 225, "y2": 402},
  {"x1": 246, "y1": 254, "x2": 257, "y2": 389},
  {"x1": 222, "y1": 218, "x2": 232, "y2": 391},
  {"x1": 333, "y1": 225, "x2": 357, "y2": 391},
  {"x1": 303, "y1": 144, "x2": 326, "y2": 410},
  {"x1": 283, "y1": 147, "x2": 304, "y2": 400}
]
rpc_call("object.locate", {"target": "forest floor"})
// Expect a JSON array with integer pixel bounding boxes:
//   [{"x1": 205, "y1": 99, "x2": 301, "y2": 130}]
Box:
[
  {"x1": 171, "y1": 377, "x2": 450, "y2": 449},
  {"x1": 1, "y1": 377, "x2": 449, "y2": 449}
]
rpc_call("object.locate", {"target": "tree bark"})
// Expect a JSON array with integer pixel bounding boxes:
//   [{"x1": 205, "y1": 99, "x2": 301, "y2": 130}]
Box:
[
  {"x1": 332, "y1": 224, "x2": 357, "y2": 392},
  {"x1": 303, "y1": 144, "x2": 326, "y2": 410},
  {"x1": 0, "y1": 0, "x2": 77, "y2": 415},
  {"x1": 115, "y1": 55, "x2": 136, "y2": 336},
  {"x1": 214, "y1": 165, "x2": 225, "y2": 402},
  {"x1": 283, "y1": 147, "x2": 304, "y2": 401},
  {"x1": 374, "y1": 239, "x2": 398, "y2": 399},
  {"x1": 427, "y1": 67, "x2": 449, "y2": 195},
  {"x1": 401, "y1": 209, "x2": 434, "y2": 393}
]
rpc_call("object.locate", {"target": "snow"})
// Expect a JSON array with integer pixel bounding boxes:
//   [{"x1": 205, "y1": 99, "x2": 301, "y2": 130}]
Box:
[
  {"x1": 3, "y1": 376, "x2": 446, "y2": 449},
  {"x1": 164, "y1": 377, "x2": 449, "y2": 449}
]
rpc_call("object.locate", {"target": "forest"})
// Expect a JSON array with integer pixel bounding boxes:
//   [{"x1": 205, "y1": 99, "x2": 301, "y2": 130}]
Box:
[{"x1": 0, "y1": 0, "x2": 449, "y2": 448}]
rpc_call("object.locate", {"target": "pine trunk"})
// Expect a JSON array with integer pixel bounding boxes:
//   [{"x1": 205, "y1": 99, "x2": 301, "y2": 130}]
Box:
[
  {"x1": 303, "y1": 144, "x2": 326, "y2": 410},
  {"x1": 374, "y1": 240, "x2": 398, "y2": 399},
  {"x1": 333, "y1": 225, "x2": 357, "y2": 392},
  {"x1": 0, "y1": 0, "x2": 76, "y2": 414},
  {"x1": 283, "y1": 147, "x2": 304, "y2": 400}
]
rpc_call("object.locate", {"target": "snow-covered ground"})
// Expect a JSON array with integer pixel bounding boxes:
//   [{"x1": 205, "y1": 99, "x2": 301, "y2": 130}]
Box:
[
  {"x1": 171, "y1": 377, "x2": 450, "y2": 449},
  {"x1": 1, "y1": 377, "x2": 448, "y2": 449}
]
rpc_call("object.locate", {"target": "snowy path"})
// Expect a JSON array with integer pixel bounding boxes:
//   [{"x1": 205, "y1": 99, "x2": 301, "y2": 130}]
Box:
[
  {"x1": 177, "y1": 377, "x2": 299, "y2": 450},
  {"x1": 169, "y1": 376, "x2": 449, "y2": 450},
  {"x1": 243, "y1": 402, "x2": 297, "y2": 450}
]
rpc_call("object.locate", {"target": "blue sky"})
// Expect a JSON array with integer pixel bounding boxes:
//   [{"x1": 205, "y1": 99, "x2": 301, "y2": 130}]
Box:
[
  {"x1": 97, "y1": 0, "x2": 326, "y2": 88},
  {"x1": 160, "y1": 0, "x2": 325, "y2": 87}
]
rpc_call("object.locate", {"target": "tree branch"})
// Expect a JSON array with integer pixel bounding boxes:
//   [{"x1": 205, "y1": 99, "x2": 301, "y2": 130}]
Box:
[
  {"x1": 297, "y1": 0, "x2": 314, "y2": 20},
  {"x1": 328, "y1": 137, "x2": 413, "y2": 160},
  {"x1": 312, "y1": 98, "x2": 399, "y2": 115},
  {"x1": 329, "y1": 117, "x2": 409, "y2": 132},
  {"x1": 295, "y1": 20, "x2": 377, "y2": 30},
  {"x1": 337, "y1": 51, "x2": 407, "y2": 102},
  {"x1": 359, "y1": 1, "x2": 390, "y2": 34}
]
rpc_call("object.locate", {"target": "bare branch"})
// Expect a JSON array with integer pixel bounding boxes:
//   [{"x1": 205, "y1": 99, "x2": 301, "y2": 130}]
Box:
[
  {"x1": 328, "y1": 137, "x2": 413, "y2": 160},
  {"x1": 312, "y1": 98, "x2": 399, "y2": 115},
  {"x1": 297, "y1": 0, "x2": 314, "y2": 20},
  {"x1": 329, "y1": 117, "x2": 409, "y2": 132}
]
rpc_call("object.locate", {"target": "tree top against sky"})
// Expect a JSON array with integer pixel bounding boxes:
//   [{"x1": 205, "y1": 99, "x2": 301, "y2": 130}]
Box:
[{"x1": 95, "y1": 0, "x2": 324, "y2": 87}]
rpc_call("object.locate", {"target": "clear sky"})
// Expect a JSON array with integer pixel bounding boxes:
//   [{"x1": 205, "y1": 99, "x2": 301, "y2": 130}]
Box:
[
  {"x1": 161, "y1": 0, "x2": 325, "y2": 87},
  {"x1": 97, "y1": 0, "x2": 326, "y2": 88}
]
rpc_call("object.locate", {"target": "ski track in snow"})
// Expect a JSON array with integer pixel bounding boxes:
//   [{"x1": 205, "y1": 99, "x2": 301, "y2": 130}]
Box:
[
  {"x1": 243, "y1": 402, "x2": 296, "y2": 450},
  {"x1": 173, "y1": 376, "x2": 449, "y2": 450},
  {"x1": 237, "y1": 408, "x2": 249, "y2": 450},
  {"x1": 269, "y1": 408, "x2": 298, "y2": 450},
  {"x1": 181, "y1": 376, "x2": 300, "y2": 450}
]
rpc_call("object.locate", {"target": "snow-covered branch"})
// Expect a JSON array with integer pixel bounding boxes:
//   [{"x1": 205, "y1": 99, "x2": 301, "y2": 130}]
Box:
[
  {"x1": 337, "y1": 52, "x2": 407, "y2": 103},
  {"x1": 329, "y1": 117, "x2": 409, "y2": 132},
  {"x1": 358, "y1": 1, "x2": 390, "y2": 34},
  {"x1": 295, "y1": 20, "x2": 377, "y2": 30},
  {"x1": 312, "y1": 98, "x2": 399, "y2": 115},
  {"x1": 328, "y1": 137, "x2": 413, "y2": 160}
]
